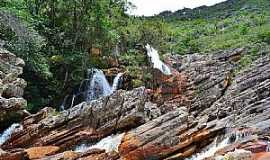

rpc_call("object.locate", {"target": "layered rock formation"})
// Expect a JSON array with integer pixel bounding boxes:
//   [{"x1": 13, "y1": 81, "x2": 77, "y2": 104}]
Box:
[
  {"x1": 0, "y1": 47, "x2": 27, "y2": 131},
  {"x1": 1, "y1": 48, "x2": 269, "y2": 160}
]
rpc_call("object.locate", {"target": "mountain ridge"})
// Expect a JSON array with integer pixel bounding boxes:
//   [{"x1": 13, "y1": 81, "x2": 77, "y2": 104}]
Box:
[{"x1": 156, "y1": 0, "x2": 270, "y2": 20}]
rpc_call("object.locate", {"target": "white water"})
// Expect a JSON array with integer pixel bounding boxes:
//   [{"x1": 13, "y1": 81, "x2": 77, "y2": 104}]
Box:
[
  {"x1": 0, "y1": 123, "x2": 23, "y2": 145},
  {"x1": 112, "y1": 73, "x2": 123, "y2": 92},
  {"x1": 86, "y1": 69, "x2": 123, "y2": 102},
  {"x1": 187, "y1": 129, "x2": 252, "y2": 160},
  {"x1": 70, "y1": 94, "x2": 76, "y2": 108},
  {"x1": 75, "y1": 133, "x2": 124, "y2": 153},
  {"x1": 145, "y1": 44, "x2": 172, "y2": 75},
  {"x1": 188, "y1": 137, "x2": 230, "y2": 160},
  {"x1": 86, "y1": 69, "x2": 113, "y2": 101},
  {"x1": 60, "y1": 69, "x2": 123, "y2": 109}
]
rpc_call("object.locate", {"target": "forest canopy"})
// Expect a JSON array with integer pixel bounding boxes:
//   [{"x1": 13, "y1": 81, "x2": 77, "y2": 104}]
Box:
[{"x1": 1, "y1": 0, "x2": 270, "y2": 112}]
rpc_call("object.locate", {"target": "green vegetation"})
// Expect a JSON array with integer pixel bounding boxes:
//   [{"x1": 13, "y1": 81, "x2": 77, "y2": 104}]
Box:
[
  {"x1": 0, "y1": 0, "x2": 131, "y2": 112},
  {"x1": 1, "y1": 0, "x2": 270, "y2": 112}
]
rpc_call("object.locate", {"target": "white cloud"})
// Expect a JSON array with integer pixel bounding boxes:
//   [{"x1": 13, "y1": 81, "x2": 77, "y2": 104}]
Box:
[{"x1": 128, "y1": 0, "x2": 227, "y2": 16}]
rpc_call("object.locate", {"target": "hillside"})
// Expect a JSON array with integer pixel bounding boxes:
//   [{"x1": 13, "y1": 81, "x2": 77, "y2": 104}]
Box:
[
  {"x1": 155, "y1": 0, "x2": 270, "y2": 54},
  {"x1": 158, "y1": 0, "x2": 270, "y2": 20}
]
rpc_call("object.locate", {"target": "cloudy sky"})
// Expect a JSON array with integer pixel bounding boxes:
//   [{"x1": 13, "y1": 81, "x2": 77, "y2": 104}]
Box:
[{"x1": 128, "y1": 0, "x2": 227, "y2": 16}]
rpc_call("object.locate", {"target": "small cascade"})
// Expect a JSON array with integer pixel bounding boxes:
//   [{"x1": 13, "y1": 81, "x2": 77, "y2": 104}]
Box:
[
  {"x1": 267, "y1": 141, "x2": 270, "y2": 152},
  {"x1": 70, "y1": 94, "x2": 76, "y2": 108},
  {"x1": 111, "y1": 73, "x2": 123, "y2": 92},
  {"x1": 188, "y1": 137, "x2": 230, "y2": 160},
  {"x1": 86, "y1": 69, "x2": 124, "y2": 102},
  {"x1": 145, "y1": 44, "x2": 172, "y2": 75},
  {"x1": 75, "y1": 133, "x2": 124, "y2": 153},
  {"x1": 75, "y1": 143, "x2": 89, "y2": 153},
  {"x1": 187, "y1": 129, "x2": 253, "y2": 160},
  {"x1": 60, "y1": 69, "x2": 124, "y2": 109},
  {"x1": 86, "y1": 69, "x2": 113, "y2": 102},
  {"x1": 227, "y1": 128, "x2": 253, "y2": 143},
  {"x1": 0, "y1": 123, "x2": 23, "y2": 145}
]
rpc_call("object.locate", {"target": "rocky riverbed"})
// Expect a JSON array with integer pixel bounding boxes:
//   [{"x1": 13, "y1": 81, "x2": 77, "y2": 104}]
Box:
[{"x1": 0, "y1": 46, "x2": 270, "y2": 160}]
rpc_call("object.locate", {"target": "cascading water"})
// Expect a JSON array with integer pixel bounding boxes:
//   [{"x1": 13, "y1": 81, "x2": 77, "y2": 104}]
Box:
[
  {"x1": 86, "y1": 69, "x2": 113, "y2": 102},
  {"x1": 112, "y1": 73, "x2": 123, "y2": 92},
  {"x1": 75, "y1": 133, "x2": 124, "y2": 153},
  {"x1": 70, "y1": 94, "x2": 76, "y2": 108},
  {"x1": 188, "y1": 137, "x2": 230, "y2": 160},
  {"x1": 60, "y1": 69, "x2": 123, "y2": 109},
  {"x1": 0, "y1": 123, "x2": 23, "y2": 145},
  {"x1": 187, "y1": 129, "x2": 253, "y2": 160},
  {"x1": 145, "y1": 44, "x2": 172, "y2": 75}
]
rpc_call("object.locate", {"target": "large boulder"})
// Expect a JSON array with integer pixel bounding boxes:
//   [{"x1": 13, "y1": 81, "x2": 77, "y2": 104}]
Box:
[
  {"x1": 25, "y1": 146, "x2": 60, "y2": 159},
  {"x1": 2, "y1": 87, "x2": 149, "y2": 150},
  {"x1": 0, "y1": 47, "x2": 27, "y2": 131}
]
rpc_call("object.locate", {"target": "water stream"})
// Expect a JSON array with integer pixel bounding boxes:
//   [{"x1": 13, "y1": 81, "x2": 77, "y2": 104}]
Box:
[
  {"x1": 60, "y1": 69, "x2": 124, "y2": 110},
  {"x1": 187, "y1": 129, "x2": 253, "y2": 160},
  {"x1": 145, "y1": 44, "x2": 172, "y2": 75},
  {"x1": 112, "y1": 73, "x2": 124, "y2": 92},
  {"x1": 86, "y1": 69, "x2": 123, "y2": 102},
  {"x1": 75, "y1": 133, "x2": 124, "y2": 153},
  {"x1": 0, "y1": 123, "x2": 23, "y2": 145}
]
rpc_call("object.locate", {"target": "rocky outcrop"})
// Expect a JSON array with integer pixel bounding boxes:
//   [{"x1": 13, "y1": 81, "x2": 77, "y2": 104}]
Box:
[
  {"x1": 0, "y1": 47, "x2": 27, "y2": 131},
  {"x1": 1, "y1": 48, "x2": 270, "y2": 160},
  {"x1": 197, "y1": 56, "x2": 270, "y2": 130},
  {"x1": 0, "y1": 148, "x2": 28, "y2": 160},
  {"x1": 2, "y1": 87, "x2": 148, "y2": 150}
]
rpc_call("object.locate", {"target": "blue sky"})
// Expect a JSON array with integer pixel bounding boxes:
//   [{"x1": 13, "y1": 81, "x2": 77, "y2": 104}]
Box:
[{"x1": 128, "y1": 0, "x2": 227, "y2": 16}]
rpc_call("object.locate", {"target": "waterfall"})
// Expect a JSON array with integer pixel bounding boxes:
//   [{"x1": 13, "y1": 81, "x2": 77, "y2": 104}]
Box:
[
  {"x1": 145, "y1": 44, "x2": 172, "y2": 75},
  {"x1": 86, "y1": 69, "x2": 113, "y2": 101},
  {"x1": 0, "y1": 123, "x2": 23, "y2": 145},
  {"x1": 60, "y1": 69, "x2": 124, "y2": 109},
  {"x1": 112, "y1": 73, "x2": 123, "y2": 92},
  {"x1": 75, "y1": 133, "x2": 124, "y2": 153},
  {"x1": 187, "y1": 129, "x2": 253, "y2": 160},
  {"x1": 86, "y1": 69, "x2": 123, "y2": 102},
  {"x1": 70, "y1": 94, "x2": 76, "y2": 108}
]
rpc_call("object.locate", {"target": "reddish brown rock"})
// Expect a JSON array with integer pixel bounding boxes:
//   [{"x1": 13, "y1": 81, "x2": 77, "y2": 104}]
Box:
[
  {"x1": 253, "y1": 152, "x2": 270, "y2": 160},
  {"x1": 62, "y1": 151, "x2": 79, "y2": 159},
  {"x1": 119, "y1": 109, "x2": 225, "y2": 160},
  {"x1": 2, "y1": 88, "x2": 147, "y2": 150},
  {"x1": 25, "y1": 146, "x2": 60, "y2": 159},
  {"x1": 79, "y1": 151, "x2": 119, "y2": 160},
  {"x1": 0, "y1": 149, "x2": 28, "y2": 160},
  {"x1": 151, "y1": 68, "x2": 191, "y2": 107},
  {"x1": 164, "y1": 145, "x2": 196, "y2": 160},
  {"x1": 215, "y1": 143, "x2": 241, "y2": 156},
  {"x1": 240, "y1": 141, "x2": 268, "y2": 153}
]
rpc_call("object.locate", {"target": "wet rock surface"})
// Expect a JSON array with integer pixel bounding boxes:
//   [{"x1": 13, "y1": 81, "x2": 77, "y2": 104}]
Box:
[{"x1": 1, "y1": 48, "x2": 270, "y2": 160}]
